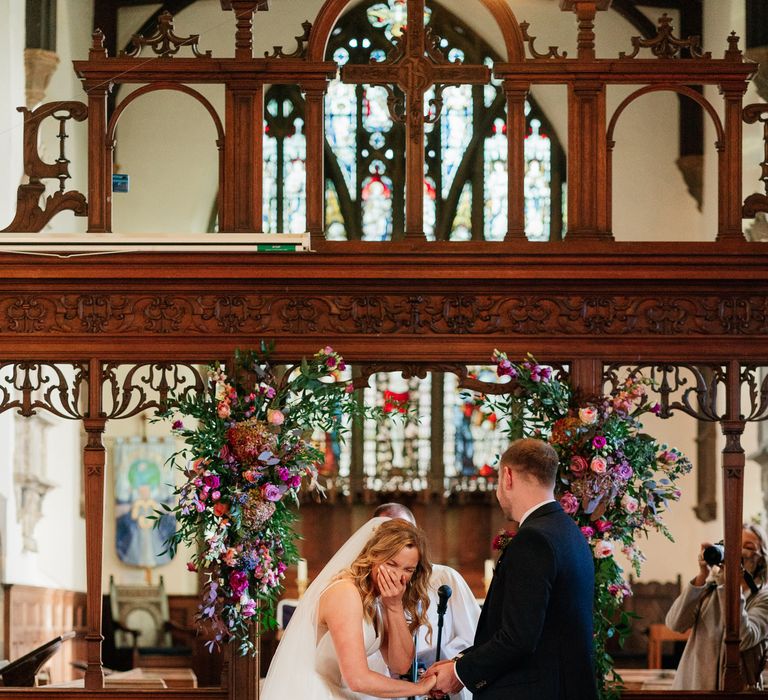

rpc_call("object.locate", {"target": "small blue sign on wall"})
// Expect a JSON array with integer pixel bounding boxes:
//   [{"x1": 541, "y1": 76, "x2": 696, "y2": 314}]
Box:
[{"x1": 112, "y1": 173, "x2": 130, "y2": 193}]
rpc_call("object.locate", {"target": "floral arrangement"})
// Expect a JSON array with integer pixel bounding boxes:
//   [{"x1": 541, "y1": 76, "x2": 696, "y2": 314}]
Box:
[
  {"x1": 489, "y1": 351, "x2": 692, "y2": 699},
  {"x1": 491, "y1": 528, "x2": 516, "y2": 552},
  {"x1": 160, "y1": 344, "x2": 374, "y2": 655}
]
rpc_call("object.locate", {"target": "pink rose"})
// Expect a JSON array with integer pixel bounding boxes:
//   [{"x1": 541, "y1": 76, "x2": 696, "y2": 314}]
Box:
[
  {"x1": 217, "y1": 402, "x2": 231, "y2": 419},
  {"x1": 580, "y1": 526, "x2": 595, "y2": 539},
  {"x1": 578, "y1": 407, "x2": 597, "y2": 425},
  {"x1": 593, "y1": 539, "x2": 614, "y2": 559},
  {"x1": 590, "y1": 456, "x2": 607, "y2": 474},
  {"x1": 621, "y1": 493, "x2": 639, "y2": 513},
  {"x1": 594, "y1": 519, "x2": 612, "y2": 533},
  {"x1": 267, "y1": 409, "x2": 285, "y2": 426},
  {"x1": 261, "y1": 483, "x2": 281, "y2": 502},
  {"x1": 570, "y1": 455, "x2": 589, "y2": 477},
  {"x1": 559, "y1": 492, "x2": 579, "y2": 514}
]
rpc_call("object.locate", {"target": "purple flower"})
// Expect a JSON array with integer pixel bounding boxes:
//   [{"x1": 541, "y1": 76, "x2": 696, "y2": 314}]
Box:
[
  {"x1": 229, "y1": 570, "x2": 249, "y2": 598},
  {"x1": 615, "y1": 463, "x2": 633, "y2": 480},
  {"x1": 651, "y1": 402, "x2": 661, "y2": 415},
  {"x1": 277, "y1": 467, "x2": 291, "y2": 482},
  {"x1": 592, "y1": 435, "x2": 607, "y2": 450},
  {"x1": 203, "y1": 474, "x2": 221, "y2": 489},
  {"x1": 172, "y1": 419, "x2": 184, "y2": 431},
  {"x1": 261, "y1": 483, "x2": 281, "y2": 502},
  {"x1": 241, "y1": 598, "x2": 257, "y2": 618},
  {"x1": 289, "y1": 475, "x2": 302, "y2": 489}
]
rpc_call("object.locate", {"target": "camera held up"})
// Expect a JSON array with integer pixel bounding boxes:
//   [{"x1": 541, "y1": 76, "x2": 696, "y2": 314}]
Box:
[{"x1": 703, "y1": 542, "x2": 725, "y2": 567}]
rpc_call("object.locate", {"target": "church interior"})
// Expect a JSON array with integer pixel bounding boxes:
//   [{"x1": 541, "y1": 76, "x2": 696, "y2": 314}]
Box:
[{"x1": 1, "y1": 0, "x2": 768, "y2": 697}]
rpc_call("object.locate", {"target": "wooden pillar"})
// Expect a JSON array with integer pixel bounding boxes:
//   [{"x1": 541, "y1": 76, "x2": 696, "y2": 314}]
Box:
[
  {"x1": 717, "y1": 82, "x2": 749, "y2": 241},
  {"x1": 404, "y1": 97, "x2": 425, "y2": 240},
  {"x1": 222, "y1": 86, "x2": 263, "y2": 232},
  {"x1": 567, "y1": 358, "x2": 603, "y2": 400},
  {"x1": 567, "y1": 81, "x2": 609, "y2": 239},
  {"x1": 83, "y1": 358, "x2": 106, "y2": 690},
  {"x1": 720, "y1": 359, "x2": 745, "y2": 692},
  {"x1": 429, "y1": 371, "x2": 445, "y2": 500},
  {"x1": 303, "y1": 84, "x2": 327, "y2": 244},
  {"x1": 504, "y1": 82, "x2": 529, "y2": 240},
  {"x1": 84, "y1": 32, "x2": 110, "y2": 233},
  {"x1": 225, "y1": 625, "x2": 260, "y2": 700}
]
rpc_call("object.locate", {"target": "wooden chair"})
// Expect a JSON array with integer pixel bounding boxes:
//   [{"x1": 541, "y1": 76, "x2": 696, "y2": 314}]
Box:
[
  {"x1": 0, "y1": 631, "x2": 76, "y2": 687},
  {"x1": 647, "y1": 623, "x2": 690, "y2": 669},
  {"x1": 275, "y1": 598, "x2": 298, "y2": 640},
  {"x1": 607, "y1": 575, "x2": 683, "y2": 667},
  {"x1": 108, "y1": 576, "x2": 194, "y2": 669}
]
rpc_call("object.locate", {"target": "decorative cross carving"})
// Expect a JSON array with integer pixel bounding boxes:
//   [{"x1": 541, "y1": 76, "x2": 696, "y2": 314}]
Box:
[{"x1": 340, "y1": 0, "x2": 489, "y2": 239}]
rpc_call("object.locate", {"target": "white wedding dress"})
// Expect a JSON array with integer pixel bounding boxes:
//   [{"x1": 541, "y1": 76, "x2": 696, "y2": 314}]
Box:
[
  {"x1": 313, "y1": 581, "x2": 384, "y2": 699},
  {"x1": 261, "y1": 518, "x2": 389, "y2": 700}
]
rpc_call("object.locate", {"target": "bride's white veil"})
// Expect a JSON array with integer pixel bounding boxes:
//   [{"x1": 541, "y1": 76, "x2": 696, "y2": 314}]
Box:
[{"x1": 260, "y1": 517, "x2": 389, "y2": 699}]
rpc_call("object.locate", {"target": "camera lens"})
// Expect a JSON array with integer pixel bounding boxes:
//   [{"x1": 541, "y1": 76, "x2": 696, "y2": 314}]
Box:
[{"x1": 703, "y1": 544, "x2": 725, "y2": 567}]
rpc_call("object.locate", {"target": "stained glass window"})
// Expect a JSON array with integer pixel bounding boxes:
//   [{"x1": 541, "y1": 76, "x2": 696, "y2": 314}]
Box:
[
  {"x1": 444, "y1": 368, "x2": 508, "y2": 479},
  {"x1": 363, "y1": 372, "x2": 431, "y2": 492},
  {"x1": 258, "y1": 1, "x2": 565, "y2": 240}
]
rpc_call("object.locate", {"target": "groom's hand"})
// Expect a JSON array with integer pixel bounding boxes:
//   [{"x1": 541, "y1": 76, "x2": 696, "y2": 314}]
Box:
[{"x1": 425, "y1": 659, "x2": 463, "y2": 697}]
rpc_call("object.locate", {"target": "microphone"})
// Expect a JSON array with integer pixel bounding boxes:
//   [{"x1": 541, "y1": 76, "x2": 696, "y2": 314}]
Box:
[
  {"x1": 434, "y1": 585, "x2": 453, "y2": 666},
  {"x1": 437, "y1": 584, "x2": 452, "y2": 615}
]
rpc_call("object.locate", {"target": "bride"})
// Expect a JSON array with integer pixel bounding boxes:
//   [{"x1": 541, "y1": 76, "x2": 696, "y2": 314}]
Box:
[{"x1": 261, "y1": 517, "x2": 438, "y2": 699}]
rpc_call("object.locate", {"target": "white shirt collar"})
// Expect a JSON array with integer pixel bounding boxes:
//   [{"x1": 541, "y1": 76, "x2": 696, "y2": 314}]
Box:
[{"x1": 518, "y1": 498, "x2": 556, "y2": 526}]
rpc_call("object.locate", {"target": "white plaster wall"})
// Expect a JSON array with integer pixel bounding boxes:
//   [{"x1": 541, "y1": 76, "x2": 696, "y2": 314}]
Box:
[
  {"x1": 0, "y1": 412, "x2": 85, "y2": 591},
  {"x1": 36, "y1": 0, "x2": 93, "y2": 233},
  {"x1": 0, "y1": 0, "x2": 26, "y2": 230}
]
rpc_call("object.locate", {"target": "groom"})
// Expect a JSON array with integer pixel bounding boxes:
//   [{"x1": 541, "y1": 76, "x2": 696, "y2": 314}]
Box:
[{"x1": 426, "y1": 438, "x2": 597, "y2": 699}]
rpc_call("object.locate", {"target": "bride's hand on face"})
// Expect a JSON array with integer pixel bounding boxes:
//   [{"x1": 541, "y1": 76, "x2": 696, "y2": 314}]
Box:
[{"x1": 376, "y1": 564, "x2": 407, "y2": 611}]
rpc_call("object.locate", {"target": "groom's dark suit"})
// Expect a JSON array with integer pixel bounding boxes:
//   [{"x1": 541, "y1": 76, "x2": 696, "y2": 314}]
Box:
[{"x1": 455, "y1": 501, "x2": 597, "y2": 699}]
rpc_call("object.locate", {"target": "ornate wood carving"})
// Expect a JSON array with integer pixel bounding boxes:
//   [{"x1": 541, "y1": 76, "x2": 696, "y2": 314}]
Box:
[
  {"x1": 264, "y1": 20, "x2": 312, "y2": 59},
  {"x1": 603, "y1": 363, "x2": 725, "y2": 421},
  {"x1": 1, "y1": 101, "x2": 88, "y2": 232},
  {"x1": 102, "y1": 362, "x2": 206, "y2": 419},
  {"x1": 519, "y1": 21, "x2": 567, "y2": 60},
  {"x1": 2, "y1": 291, "x2": 768, "y2": 350},
  {"x1": 120, "y1": 11, "x2": 211, "y2": 58},
  {"x1": 0, "y1": 361, "x2": 87, "y2": 419},
  {"x1": 743, "y1": 104, "x2": 768, "y2": 218},
  {"x1": 619, "y1": 13, "x2": 709, "y2": 60}
]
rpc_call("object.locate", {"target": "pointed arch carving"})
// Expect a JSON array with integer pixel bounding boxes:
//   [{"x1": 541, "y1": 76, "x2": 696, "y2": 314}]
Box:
[{"x1": 307, "y1": 0, "x2": 525, "y2": 63}]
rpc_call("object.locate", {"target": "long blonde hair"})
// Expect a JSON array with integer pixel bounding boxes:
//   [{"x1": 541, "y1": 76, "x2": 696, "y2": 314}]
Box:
[{"x1": 342, "y1": 519, "x2": 432, "y2": 640}]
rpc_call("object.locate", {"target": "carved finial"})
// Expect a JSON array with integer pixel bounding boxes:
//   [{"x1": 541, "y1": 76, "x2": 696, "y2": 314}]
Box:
[
  {"x1": 90, "y1": 29, "x2": 108, "y2": 58},
  {"x1": 520, "y1": 20, "x2": 567, "y2": 60},
  {"x1": 725, "y1": 31, "x2": 743, "y2": 61},
  {"x1": 619, "y1": 13, "x2": 710, "y2": 60},
  {"x1": 120, "y1": 10, "x2": 211, "y2": 58},
  {"x1": 264, "y1": 20, "x2": 312, "y2": 59}
]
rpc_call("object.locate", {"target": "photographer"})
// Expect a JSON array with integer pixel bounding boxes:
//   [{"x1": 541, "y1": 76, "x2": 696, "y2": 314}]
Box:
[{"x1": 665, "y1": 524, "x2": 768, "y2": 690}]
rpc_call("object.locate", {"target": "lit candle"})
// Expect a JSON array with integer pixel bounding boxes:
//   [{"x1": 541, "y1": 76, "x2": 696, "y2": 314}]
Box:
[
  {"x1": 297, "y1": 558, "x2": 308, "y2": 583},
  {"x1": 484, "y1": 559, "x2": 494, "y2": 592}
]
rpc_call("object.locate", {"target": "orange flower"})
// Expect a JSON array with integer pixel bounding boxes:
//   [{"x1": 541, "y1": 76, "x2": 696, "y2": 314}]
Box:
[{"x1": 213, "y1": 502, "x2": 229, "y2": 517}]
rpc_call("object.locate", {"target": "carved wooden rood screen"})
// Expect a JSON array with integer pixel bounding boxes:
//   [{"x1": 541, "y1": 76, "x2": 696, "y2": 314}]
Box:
[{"x1": 1, "y1": 0, "x2": 768, "y2": 697}]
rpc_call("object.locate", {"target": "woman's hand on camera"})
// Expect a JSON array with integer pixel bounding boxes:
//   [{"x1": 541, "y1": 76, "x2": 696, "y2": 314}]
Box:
[{"x1": 694, "y1": 542, "x2": 714, "y2": 586}]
